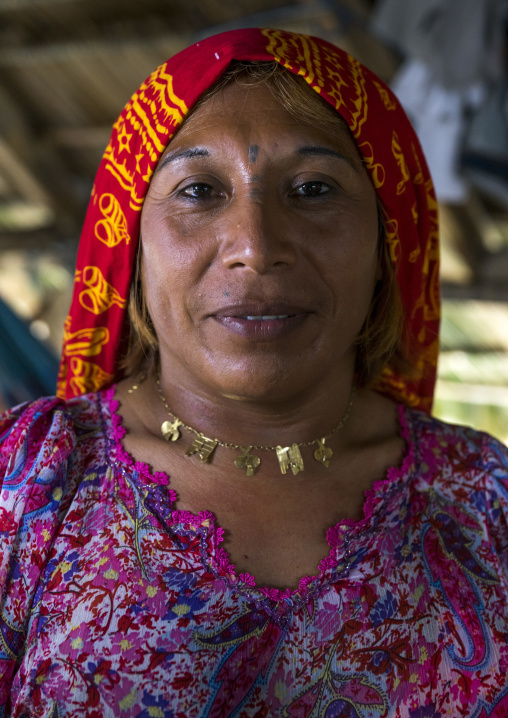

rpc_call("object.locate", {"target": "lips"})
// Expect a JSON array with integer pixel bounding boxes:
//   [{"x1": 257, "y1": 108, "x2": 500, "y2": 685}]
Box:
[
  {"x1": 210, "y1": 302, "x2": 312, "y2": 340},
  {"x1": 212, "y1": 301, "x2": 309, "y2": 317},
  {"x1": 244, "y1": 314, "x2": 290, "y2": 320}
]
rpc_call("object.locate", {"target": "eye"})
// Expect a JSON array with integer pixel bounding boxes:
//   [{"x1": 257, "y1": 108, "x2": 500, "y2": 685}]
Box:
[
  {"x1": 292, "y1": 181, "x2": 330, "y2": 197},
  {"x1": 180, "y1": 182, "x2": 215, "y2": 199}
]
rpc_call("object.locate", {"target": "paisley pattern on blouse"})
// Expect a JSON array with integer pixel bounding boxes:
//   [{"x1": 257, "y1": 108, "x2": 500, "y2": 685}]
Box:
[{"x1": 1, "y1": 388, "x2": 508, "y2": 717}]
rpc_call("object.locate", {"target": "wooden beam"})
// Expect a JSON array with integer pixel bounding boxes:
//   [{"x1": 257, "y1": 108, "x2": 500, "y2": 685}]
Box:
[
  {"x1": 0, "y1": 227, "x2": 80, "y2": 256},
  {"x1": 0, "y1": 0, "x2": 83, "y2": 9},
  {"x1": 0, "y1": 35, "x2": 187, "y2": 67},
  {"x1": 0, "y1": 138, "x2": 52, "y2": 207},
  {"x1": 46, "y1": 126, "x2": 111, "y2": 148}
]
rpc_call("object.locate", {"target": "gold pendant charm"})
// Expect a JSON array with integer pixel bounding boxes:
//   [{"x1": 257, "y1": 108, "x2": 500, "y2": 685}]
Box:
[
  {"x1": 234, "y1": 446, "x2": 261, "y2": 476},
  {"x1": 161, "y1": 418, "x2": 183, "y2": 442},
  {"x1": 276, "y1": 444, "x2": 304, "y2": 475},
  {"x1": 186, "y1": 434, "x2": 218, "y2": 463},
  {"x1": 314, "y1": 438, "x2": 333, "y2": 468}
]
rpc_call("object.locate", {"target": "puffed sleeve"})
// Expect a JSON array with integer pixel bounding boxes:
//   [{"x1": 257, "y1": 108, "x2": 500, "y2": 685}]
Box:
[{"x1": 0, "y1": 397, "x2": 77, "y2": 702}]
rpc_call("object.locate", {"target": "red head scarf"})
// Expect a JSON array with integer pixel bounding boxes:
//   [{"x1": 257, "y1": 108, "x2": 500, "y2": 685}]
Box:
[{"x1": 57, "y1": 28, "x2": 440, "y2": 412}]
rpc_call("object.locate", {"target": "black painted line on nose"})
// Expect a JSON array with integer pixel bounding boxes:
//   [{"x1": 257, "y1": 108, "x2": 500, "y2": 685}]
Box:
[{"x1": 249, "y1": 145, "x2": 259, "y2": 163}]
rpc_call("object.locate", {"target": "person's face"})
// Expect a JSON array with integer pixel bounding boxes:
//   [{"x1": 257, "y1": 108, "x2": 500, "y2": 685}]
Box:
[{"x1": 140, "y1": 81, "x2": 379, "y2": 404}]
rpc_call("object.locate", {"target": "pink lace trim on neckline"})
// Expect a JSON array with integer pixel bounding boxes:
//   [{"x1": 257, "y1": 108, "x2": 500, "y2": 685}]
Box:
[{"x1": 103, "y1": 385, "x2": 415, "y2": 603}]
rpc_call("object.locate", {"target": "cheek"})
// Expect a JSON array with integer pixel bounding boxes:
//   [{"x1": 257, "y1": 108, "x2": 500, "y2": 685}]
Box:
[
  {"x1": 140, "y1": 214, "x2": 215, "y2": 333},
  {"x1": 321, "y1": 209, "x2": 378, "y2": 276},
  {"x1": 142, "y1": 201, "x2": 199, "y2": 275},
  {"x1": 319, "y1": 215, "x2": 379, "y2": 324}
]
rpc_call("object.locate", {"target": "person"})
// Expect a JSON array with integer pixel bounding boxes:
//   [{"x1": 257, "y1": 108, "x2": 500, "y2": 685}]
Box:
[{"x1": 1, "y1": 27, "x2": 507, "y2": 717}]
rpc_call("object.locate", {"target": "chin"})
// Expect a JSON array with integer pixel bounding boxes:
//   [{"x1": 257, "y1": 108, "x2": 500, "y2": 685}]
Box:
[
  {"x1": 210, "y1": 358, "x2": 338, "y2": 405},
  {"x1": 217, "y1": 375, "x2": 293, "y2": 404}
]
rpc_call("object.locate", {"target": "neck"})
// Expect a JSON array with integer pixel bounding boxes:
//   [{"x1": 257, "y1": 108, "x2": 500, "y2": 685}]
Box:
[
  {"x1": 152, "y1": 371, "x2": 356, "y2": 477},
  {"x1": 154, "y1": 365, "x2": 357, "y2": 452},
  {"x1": 118, "y1": 365, "x2": 405, "y2": 485}
]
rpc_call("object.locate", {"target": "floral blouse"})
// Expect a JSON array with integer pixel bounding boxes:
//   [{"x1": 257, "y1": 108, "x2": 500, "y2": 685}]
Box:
[{"x1": 1, "y1": 388, "x2": 508, "y2": 718}]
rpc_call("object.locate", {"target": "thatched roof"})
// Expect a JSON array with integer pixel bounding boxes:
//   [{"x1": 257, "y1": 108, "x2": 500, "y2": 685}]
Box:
[{"x1": 0, "y1": 0, "x2": 388, "y2": 253}]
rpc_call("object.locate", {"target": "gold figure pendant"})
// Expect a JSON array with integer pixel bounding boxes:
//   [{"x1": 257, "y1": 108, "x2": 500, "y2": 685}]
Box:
[
  {"x1": 234, "y1": 447, "x2": 261, "y2": 476},
  {"x1": 276, "y1": 444, "x2": 304, "y2": 475},
  {"x1": 313, "y1": 438, "x2": 333, "y2": 468},
  {"x1": 186, "y1": 434, "x2": 218, "y2": 463},
  {"x1": 161, "y1": 418, "x2": 183, "y2": 442}
]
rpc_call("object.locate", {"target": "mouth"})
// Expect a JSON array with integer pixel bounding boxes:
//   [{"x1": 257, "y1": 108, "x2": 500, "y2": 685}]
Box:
[
  {"x1": 211, "y1": 303, "x2": 311, "y2": 340},
  {"x1": 243, "y1": 314, "x2": 291, "y2": 320}
]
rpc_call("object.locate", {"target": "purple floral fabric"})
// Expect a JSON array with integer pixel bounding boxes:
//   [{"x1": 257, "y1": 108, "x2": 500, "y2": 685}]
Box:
[{"x1": 1, "y1": 387, "x2": 508, "y2": 717}]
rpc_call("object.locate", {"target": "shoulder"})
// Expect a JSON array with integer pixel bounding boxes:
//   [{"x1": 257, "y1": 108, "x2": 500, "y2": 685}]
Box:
[
  {"x1": 402, "y1": 409, "x2": 508, "y2": 592},
  {"x1": 405, "y1": 408, "x2": 508, "y2": 472},
  {"x1": 0, "y1": 391, "x2": 104, "y2": 470},
  {"x1": 0, "y1": 390, "x2": 109, "y2": 689},
  {"x1": 0, "y1": 390, "x2": 109, "y2": 528},
  {"x1": 0, "y1": 389, "x2": 109, "y2": 595},
  {"x1": 404, "y1": 407, "x2": 508, "y2": 518}
]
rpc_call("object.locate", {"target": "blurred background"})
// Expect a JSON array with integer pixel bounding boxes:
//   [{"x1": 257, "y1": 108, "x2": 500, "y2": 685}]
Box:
[{"x1": 0, "y1": 0, "x2": 507, "y2": 443}]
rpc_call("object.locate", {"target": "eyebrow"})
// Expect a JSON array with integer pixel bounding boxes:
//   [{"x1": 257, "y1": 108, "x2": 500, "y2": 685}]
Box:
[
  {"x1": 155, "y1": 147, "x2": 210, "y2": 173},
  {"x1": 297, "y1": 146, "x2": 358, "y2": 169},
  {"x1": 154, "y1": 144, "x2": 358, "y2": 173}
]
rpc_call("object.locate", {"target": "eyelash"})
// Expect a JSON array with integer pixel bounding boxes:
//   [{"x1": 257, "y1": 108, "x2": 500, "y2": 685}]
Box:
[
  {"x1": 177, "y1": 179, "x2": 333, "y2": 201},
  {"x1": 291, "y1": 181, "x2": 331, "y2": 197},
  {"x1": 179, "y1": 182, "x2": 216, "y2": 199}
]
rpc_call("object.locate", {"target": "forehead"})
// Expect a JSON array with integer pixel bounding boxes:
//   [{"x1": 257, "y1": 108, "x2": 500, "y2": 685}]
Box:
[{"x1": 161, "y1": 80, "x2": 361, "y2": 160}]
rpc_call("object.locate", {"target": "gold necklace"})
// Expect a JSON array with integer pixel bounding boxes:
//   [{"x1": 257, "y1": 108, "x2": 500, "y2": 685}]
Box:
[{"x1": 154, "y1": 378, "x2": 355, "y2": 477}]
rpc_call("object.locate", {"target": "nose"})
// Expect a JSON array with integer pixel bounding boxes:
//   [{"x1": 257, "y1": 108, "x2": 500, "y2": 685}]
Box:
[{"x1": 220, "y1": 194, "x2": 297, "y2": 273}]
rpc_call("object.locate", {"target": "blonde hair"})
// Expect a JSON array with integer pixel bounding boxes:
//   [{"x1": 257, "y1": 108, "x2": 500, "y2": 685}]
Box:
[{"x1": 122, "y1": 62, "x2": 405, "y2": 385}]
